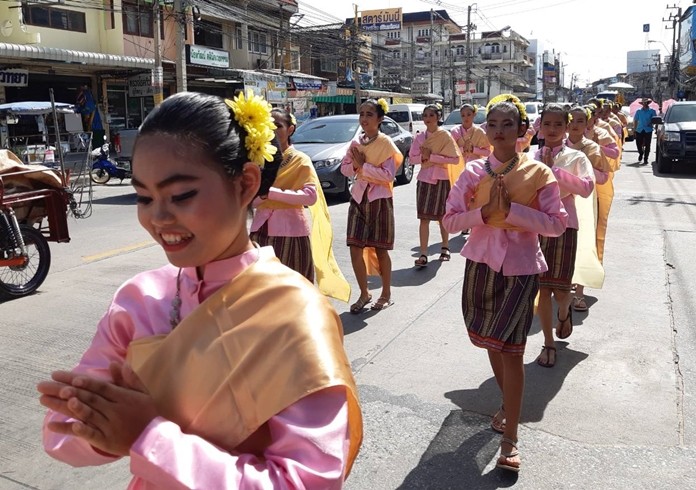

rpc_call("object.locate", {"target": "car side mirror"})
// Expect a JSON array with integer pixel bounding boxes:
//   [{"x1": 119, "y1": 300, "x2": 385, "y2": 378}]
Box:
[{"x1": 651, "y1": 116, "x2": 663, "y2": 125}]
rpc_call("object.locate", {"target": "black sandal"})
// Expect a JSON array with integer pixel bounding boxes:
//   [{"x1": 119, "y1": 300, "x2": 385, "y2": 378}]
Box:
[
  {"x1": 556, "y1": 308, "x2": 573, "y2": 339},
  {"x1": 439, "y1": 247, "x2": 451, "y2": 262},
  {"x1": 414, "y1": 255, "x2": 428, "y2": 268}
]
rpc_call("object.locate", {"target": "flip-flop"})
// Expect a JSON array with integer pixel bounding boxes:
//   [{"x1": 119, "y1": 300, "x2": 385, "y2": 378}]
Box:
[
  {"x1": 572, "y1": 295, "x2": 588, "y2": 312},
  {"x1": 496, "y1": 437, "x2": 520, "y2": 473},
  {"x1": 371, "y1": 297, "x2": 394, "y2": 311},
  {"x1": 439, "y1": 247, "x2": 451, "y2": 262},
  {"x1": 556, "y1": 308, "x2": 573, "y2": 339},
  {"x1": 350, "y1": 295, "x2": 372, "y2": 314},
  {"x1": 414, "y1": 255, "x2": 428, "y2": 268},
  {"x1": 491, "y1": 406, "x2": 506, "y2": 433},
  {"x1": 536, "y1": 345, "x2": 557, "y2": 368}
]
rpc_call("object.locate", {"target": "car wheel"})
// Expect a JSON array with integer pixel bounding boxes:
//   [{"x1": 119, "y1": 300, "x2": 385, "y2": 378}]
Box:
[
  {"x1": 396, "y1": 152, "x2": 414, "y2": 185},
  {"x1": 656, "y1": 146, "x2": 672, "y2": 173},
  {"x1": 339, "y1": 176, "x2": 354, "y2": 202}
]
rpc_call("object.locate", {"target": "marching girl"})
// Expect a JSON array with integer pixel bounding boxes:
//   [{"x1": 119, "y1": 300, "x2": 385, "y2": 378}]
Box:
[
  {"x1": 251, "y1": 108, "x2": 351, "y2": 302},
  {"x1": 450, "y1": 103, "x2": 491, "y2": 164},
  {"x1": 38, "y1": 91, "x2": 362, "y2": 488},
  {"x1": 443, "y1": 94, "x2": 566, "y2": 473},
  {"x1": 410, "y1": 103, "x2": 463, "y2": 267},
  {"x1": 567, "y1": 106, "x2": 612, "y2": 312},
  {"x1": 341, "y1": 98, "x2": 403, "y2": 312},
  {"x1": 534, "y1": 104, "x2": 595, "y2": 368}
]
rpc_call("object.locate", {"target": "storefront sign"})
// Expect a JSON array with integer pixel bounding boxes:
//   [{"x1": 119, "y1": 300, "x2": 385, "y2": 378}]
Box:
[
  {"x1": 245, "y1": 79, "x2": 287, "y2": 104},
  {"x1": 0, "y1": 69, "x2": 28, "y2": 87},
  {"x1": 293, "y1": 78, "x2": 322, "y2": 91},
  {"x1": 128, "y1": 73, "x2": 156, "y2": 97},
  {"x1": 187, "y1": 45, "x2": 230, "y2": 68},
  {"x1": 360, "y1": 8, "x2": 402, "y2": 31}
]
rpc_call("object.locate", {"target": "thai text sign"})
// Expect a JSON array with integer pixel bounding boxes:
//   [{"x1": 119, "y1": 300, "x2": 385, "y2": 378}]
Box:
[
  {"x1": 187, "y1": 45, "x2": 230, "y2": 68},
  {"x1": 128, "y1": 73, "x2": 156, "y2": 97},
  {"x1": 360, "y1": 8, "x2": 402, "y2": 31},
  {"x1": 0, "y1": 69, "x2": 28, "y2": 87}
]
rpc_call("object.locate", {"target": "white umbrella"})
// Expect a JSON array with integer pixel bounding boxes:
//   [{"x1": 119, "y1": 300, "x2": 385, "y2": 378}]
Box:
[{"x1": 608, "y1": 82, "x2": 634, "y2": 89}]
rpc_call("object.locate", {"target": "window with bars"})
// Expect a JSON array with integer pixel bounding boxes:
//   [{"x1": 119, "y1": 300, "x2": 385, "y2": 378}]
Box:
[{"x1": 22, "y1": 5, "x2": 86, "y2": 33}]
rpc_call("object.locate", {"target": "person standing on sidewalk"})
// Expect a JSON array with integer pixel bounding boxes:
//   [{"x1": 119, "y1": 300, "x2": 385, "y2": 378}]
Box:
[
  {"x1": 443, "y1": 94, "x2": 567, "y2": 473},
  {"x1": 634, "y1": 98, "x2": 657, "y2": 164}
]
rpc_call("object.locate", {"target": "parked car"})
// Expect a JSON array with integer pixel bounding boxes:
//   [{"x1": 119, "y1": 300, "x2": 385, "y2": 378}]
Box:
[
  {"x1": 387, "y1": 103, "x2": 427, "y2": 135},
  {"x1": 653, "y1": 101, "x2": 696, "y2": 173},
  {"x1": 292, "y1": 115, "x2": 414, "y2": 201},
  {"x1": 621, "y1": 106, "x2": 635, "y2": 141},
  {"x1": 441, "y1": 109, "x2": 487, "y2": 131}
]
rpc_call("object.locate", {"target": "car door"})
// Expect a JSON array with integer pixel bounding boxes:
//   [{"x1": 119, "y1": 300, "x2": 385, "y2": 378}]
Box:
[{"x1": 381, "y1": 119, "x2": 407, "y2": 154}]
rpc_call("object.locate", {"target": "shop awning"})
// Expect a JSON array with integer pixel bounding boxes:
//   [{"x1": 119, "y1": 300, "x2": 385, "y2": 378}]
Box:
[
  {"x1": 313, "y1": 95, "x2": 354, "y2": 104},
  {"x1": 0, "y1": 42, "x2": 156, "y2": 69}
]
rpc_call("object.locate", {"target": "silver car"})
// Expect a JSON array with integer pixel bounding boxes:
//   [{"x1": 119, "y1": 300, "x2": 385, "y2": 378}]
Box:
[{"x1": 293, "y1": 115, "x2": 414, "y2": 201}]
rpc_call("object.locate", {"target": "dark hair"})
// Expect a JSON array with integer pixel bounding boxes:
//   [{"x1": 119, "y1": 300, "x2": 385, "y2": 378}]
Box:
[
  {"x1": 135, "y1": 91, "x2": 281, "y2": 196},
  {"x1": 361, "y1": 99, "x2": 386, "y2": 118},
  {"x1": 540, "y1": 103, "x2": 571, "y2": 124},
  {"x1": 271, "y1": 108, "x2": 295, "y2": 144},
  {"x1": 459, "y1": 103, "x2": 477, "y2": 113},
  {"x1": 423, "y1": 104, "x2": 443, "y2": 126},
  {"x1": 486, "y1": 101, "x2": 527, "y2": 128},
  {"x1": 587, "y1": 98, "x2": 603, "y2": 109}
]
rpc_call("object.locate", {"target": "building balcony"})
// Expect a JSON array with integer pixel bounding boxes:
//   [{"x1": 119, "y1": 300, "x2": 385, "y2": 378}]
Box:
[{"x1": 478, "y1": 52, "x2": 532, "y2": 66}]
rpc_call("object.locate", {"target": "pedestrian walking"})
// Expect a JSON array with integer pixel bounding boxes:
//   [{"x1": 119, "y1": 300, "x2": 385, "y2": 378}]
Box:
[
  {"x1": 450, "y1": 103, "x2": 491, "y2": 164},
  {"x1": 341, "y1": 98, "x2": 403, "y2": 312},
  {"x1": 442, "y1": 94, "x2": 567, "y2": 473},
  {"x1": 410, "y1": 103, "x2": 462, "y2": 267},
  {"x1": 534, "y1": 104, "x2": 595, "y2": 368},
  {"x1": 37, "y1": 91, "x2": 363, "y2": 488},
  {"x1": 634, "y1": 98, "x2": 657, "y2": 164}
]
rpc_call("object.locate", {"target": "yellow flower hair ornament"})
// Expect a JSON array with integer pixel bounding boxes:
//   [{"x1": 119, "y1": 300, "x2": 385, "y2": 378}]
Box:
[
  {"x1": 289, "y1": 113, "x2": 297, "y2": 126},
  {"x1": 436, "y1": 102, "x2": 443, "y2": 111},
  {"x1": 225, "y1": 90, "x2": 277, "y2": 167},
  {"x1": 487, "y1": 93, "x2": 527, "y2": 121},
  {"x1": 472, "y1": 104, "x2": 479, "y2": 114},
  {"x1": 377, "y1": 98, "x2": 390, "y2": 114}
]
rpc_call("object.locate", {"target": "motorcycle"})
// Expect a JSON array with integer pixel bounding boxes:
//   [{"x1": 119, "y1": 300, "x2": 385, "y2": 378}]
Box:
[{"x1": 90, "y1": 143, "x2": 132, "y2": 184}]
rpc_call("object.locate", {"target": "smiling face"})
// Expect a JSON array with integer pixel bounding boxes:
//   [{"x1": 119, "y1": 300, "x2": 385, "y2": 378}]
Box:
[
  {"x1": 460, "y1": 108, "x2": 475, "y2": 129},
  {"x1": 540, "y1": 110, "x2": 568, "y2": 147},
  {"x1": 359, "y1": 102, "x2": 383, "y2": 136},
  {"x1": 423, "y1": 108, "x2": 440, "y2": 131},
  {"x1": 132, "y1": 134, "x2": 259, "y2": 270}
]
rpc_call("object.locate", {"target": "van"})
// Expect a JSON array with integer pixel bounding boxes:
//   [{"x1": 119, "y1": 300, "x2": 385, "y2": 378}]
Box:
[
  {"x1": 387, "y1": 103, "x2": 427, "y2": 135},
  {"x1": 594, "y1": 90, "x2": 619, "y2": 102}
]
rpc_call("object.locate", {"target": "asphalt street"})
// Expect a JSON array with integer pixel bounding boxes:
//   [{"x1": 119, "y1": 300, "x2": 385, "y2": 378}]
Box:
[{"x1": 1, "y1": 144, "x2": 695, "y2": 489}]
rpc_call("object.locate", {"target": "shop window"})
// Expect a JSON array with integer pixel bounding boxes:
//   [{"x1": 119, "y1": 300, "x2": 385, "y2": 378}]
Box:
[
  {"x1": 22, "y1": 5, "x2": 86, "y2": 33},
  {"x1": 122, "y1": 1, "x2": 164, "y2": 39},
  {"x1": 194, "y1": 19, "x2": 223, "y2": 49}
]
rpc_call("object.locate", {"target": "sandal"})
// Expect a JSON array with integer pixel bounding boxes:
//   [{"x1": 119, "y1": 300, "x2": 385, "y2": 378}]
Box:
[
  {"x1": 491, "y1": 405, "x2": 506, "y2": 433},
  {"x1": 556, "y1": 308, "x2": 573, "y2": 339},
  {"x1": 414, "y1": 255, "x2": 428, "y2": 268},
  {"x1": 536, "y1": 345, "x2": 557, "y2": 368},
  {"x1": 496, "y1": 437, "x2": 520, "y2": 473},
  {"x1": 371, "y1": 296, "x2": 394, "y2": 311},
  {"x1": 350, "y1": 294, "x2": 372, "y2": 314},
  {"x1": 572, "y1": 295, "x2": 588, "y2": 312},
  {"x1": 438, "y1": 247, "x2": 451, "y2": 262}
]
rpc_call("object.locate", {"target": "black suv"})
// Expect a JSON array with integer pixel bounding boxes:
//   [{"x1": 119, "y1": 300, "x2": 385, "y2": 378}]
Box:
[{"x1": 652, "y1": 101, "x2": 696, "y2": 173}]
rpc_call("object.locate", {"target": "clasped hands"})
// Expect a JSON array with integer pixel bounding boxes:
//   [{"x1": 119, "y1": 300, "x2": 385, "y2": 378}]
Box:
[
  {"x1": 420, "y1": 147, "x2": 432, "y2": 163},
  {"x1": 350, "y1": 146, "x2": 366, "y2": 168},
  {"x1": 481, "y1": 175, "x2": 511, "y2": 220},
  {"x1": 37, "y1": 362, "x2": 158, "y2": 457}
]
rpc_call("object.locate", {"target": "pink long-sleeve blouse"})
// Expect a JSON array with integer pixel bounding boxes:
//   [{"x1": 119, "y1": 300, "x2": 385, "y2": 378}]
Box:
[
  {"x1": 42, "y1": 247, "x2": 351, "y2": 489},
  {"x1": 449, "y1": 125, "x2": 491, "y2": 163},
  {"x1": 442, "y1": 154, "x2": 567, "y2": 276},
  {"x1": 409, "y1": 130, "x2": 460, "y2": 183},
  {"x1": 340, "y1": 140, "x2": 396, "y2": 202},
  {"x1": 535, "y1": 145, "x2": 595, "y2": 230},
  {"x1": 250, "y1": 184, "x2": 317, "y2": 237}
]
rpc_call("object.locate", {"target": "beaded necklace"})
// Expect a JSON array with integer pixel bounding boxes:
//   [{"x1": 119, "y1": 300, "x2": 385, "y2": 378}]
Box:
[{"x1": 484, "y1": 155, "x2": 519, "y2": 178}]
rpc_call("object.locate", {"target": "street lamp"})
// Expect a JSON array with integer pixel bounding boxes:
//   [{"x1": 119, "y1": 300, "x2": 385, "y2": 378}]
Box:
[{"x1": 649, "y1": 39, "x2": 676, "y2": 98}]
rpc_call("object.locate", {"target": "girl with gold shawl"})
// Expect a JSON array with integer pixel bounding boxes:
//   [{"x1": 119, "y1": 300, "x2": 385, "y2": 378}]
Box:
[
  {"x1": 341, "y1": 99, "x2": 403, "y2": 313},
  {"x1": 533, "y1": 104, "x2": 595, "y2": 368},
  {"x1": 411, "y1": 103, "x2": 463, "y2": 266},
  {"x1": 443, "y1": 94, "x2": 567, "y2": 473},
  {"x1": 37, "y1": 92, "x2": 362, "y2": 488},
  {"x1": 250, "y1": 108, "x2": 350, "y2": 302}
]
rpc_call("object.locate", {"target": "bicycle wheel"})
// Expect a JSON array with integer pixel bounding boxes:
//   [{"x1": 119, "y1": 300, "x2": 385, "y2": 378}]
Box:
[{"x1": 0, "y1": 225, "x2": 52, "y2": 299}]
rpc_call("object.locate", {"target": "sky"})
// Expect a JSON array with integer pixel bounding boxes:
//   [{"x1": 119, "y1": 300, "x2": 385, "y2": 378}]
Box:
[{"x1": 298, "y1": 0, "x2": 693, "y2": 87}]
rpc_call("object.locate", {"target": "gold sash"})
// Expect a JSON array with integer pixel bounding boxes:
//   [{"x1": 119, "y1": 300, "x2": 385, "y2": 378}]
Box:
[
  {"x1": 257, "y1": 148, "x2": 351, "y2": 302},
  {"x1": 568, "y1": 137, "x2": 611, "y2": 174},
  {"x1": 470, "y1": 153, "x2": 556, "y2": 231},
  {"x1": 590, "y1": 126, "x2": 621, "y2": 172},
  {"x1": 419, "y1": 128, "x2": 464, "y2": 188},
  {"x1": 126, "y1": 256, "x2": 362, "y2": 476},
  {"x1": 356, "y1": 133, "x2": 403, "y2": 189},
  {"x1": 454, "y1": 126, "x2": 491, "y2": 159}
]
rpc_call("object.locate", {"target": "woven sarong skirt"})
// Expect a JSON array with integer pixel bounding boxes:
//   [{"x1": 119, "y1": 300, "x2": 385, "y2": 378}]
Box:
[
  {"x1": 346, "y1": 193, "x2": 395, "y2": 250},
  {"x1": 250, "y1": 223, "x2": 314, "y2": 282},
  {"x1": 416, "y1": 179, "x2": 451, "y2": 220},
  {"x1": 539, "y1": 228, "x2": 578, "y2": 291},
  {"x1": 462, "y1": 260, "x2": 539, "y2": 354}
]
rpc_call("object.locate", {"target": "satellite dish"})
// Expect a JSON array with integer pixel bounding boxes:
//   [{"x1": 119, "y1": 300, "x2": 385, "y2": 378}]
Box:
[{"x1": 1, "y1": 20, "x2": 13, "y2": 38}]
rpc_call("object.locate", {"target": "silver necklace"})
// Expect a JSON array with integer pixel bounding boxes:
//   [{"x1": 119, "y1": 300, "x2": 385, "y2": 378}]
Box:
[
  {"x1": 484, "y1": 155, "x2": 518, "y2": 178},
  {"x1": 170, "y1": 267, "x2": 183, "y2": 329},
  {"x1": 361, "y1": 133, "x2": 379, "y2": 146}
]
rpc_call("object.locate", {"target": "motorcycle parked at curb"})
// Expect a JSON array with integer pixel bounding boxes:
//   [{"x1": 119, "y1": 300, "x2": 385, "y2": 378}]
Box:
[{"x1": 90, "y1": 143, "x2": 131, "y2": 184}]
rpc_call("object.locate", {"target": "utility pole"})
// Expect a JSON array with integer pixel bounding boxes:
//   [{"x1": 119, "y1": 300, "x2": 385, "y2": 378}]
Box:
[
  {"x1": 429, "y1": 9, "x2": 434, "y2": 94},
  {"x1": 152, "y1": 0, "x2": 163, "y2": 105},
  {"x1": 353, "y1": 4, "x2": 361, "y2": 114},
  {"x1": 174, "y1": 0, "x2": 187, "y2": 92},
  {"x1": 278, "y1": 2, "x2": 285, "y2": 73},
  {"x1": 465, "y1": 4, "x2": 474, "y2": 99},
  {"x1": 663, "y1": 5, "x2": 682, "y2": 98},
  {"x1": 654, "y1": 53, "x2": 662, "y2": 104},
  {"x1": 486, "y1": 66, "x2": 493, "y2": 100}
]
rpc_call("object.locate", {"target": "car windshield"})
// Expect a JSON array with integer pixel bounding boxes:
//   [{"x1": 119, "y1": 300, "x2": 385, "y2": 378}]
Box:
[
  {"x1": 292, "y1": 119, "x2": 359, "y2": 144},
  {"x1": 443, "y1": 111, "x2": 486, "y2": 125},
  {"x1": 525, "y1": 103, "x2": 538, "y2": 114},
  {"x1": 387, "y1": 111, "x2": 408, "y2": 123},
  {"x1": 665, "y1": 105, "x2": 696, "y2": 123}
]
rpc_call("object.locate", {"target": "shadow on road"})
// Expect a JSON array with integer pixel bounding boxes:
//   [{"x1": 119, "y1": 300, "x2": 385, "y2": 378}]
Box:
[
  {"x1": 91, "y1": 192, "x2": 137, "y2": 205},
  {"x1": 398, "y1": 348, "x2": 588, "y2": 487}
]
